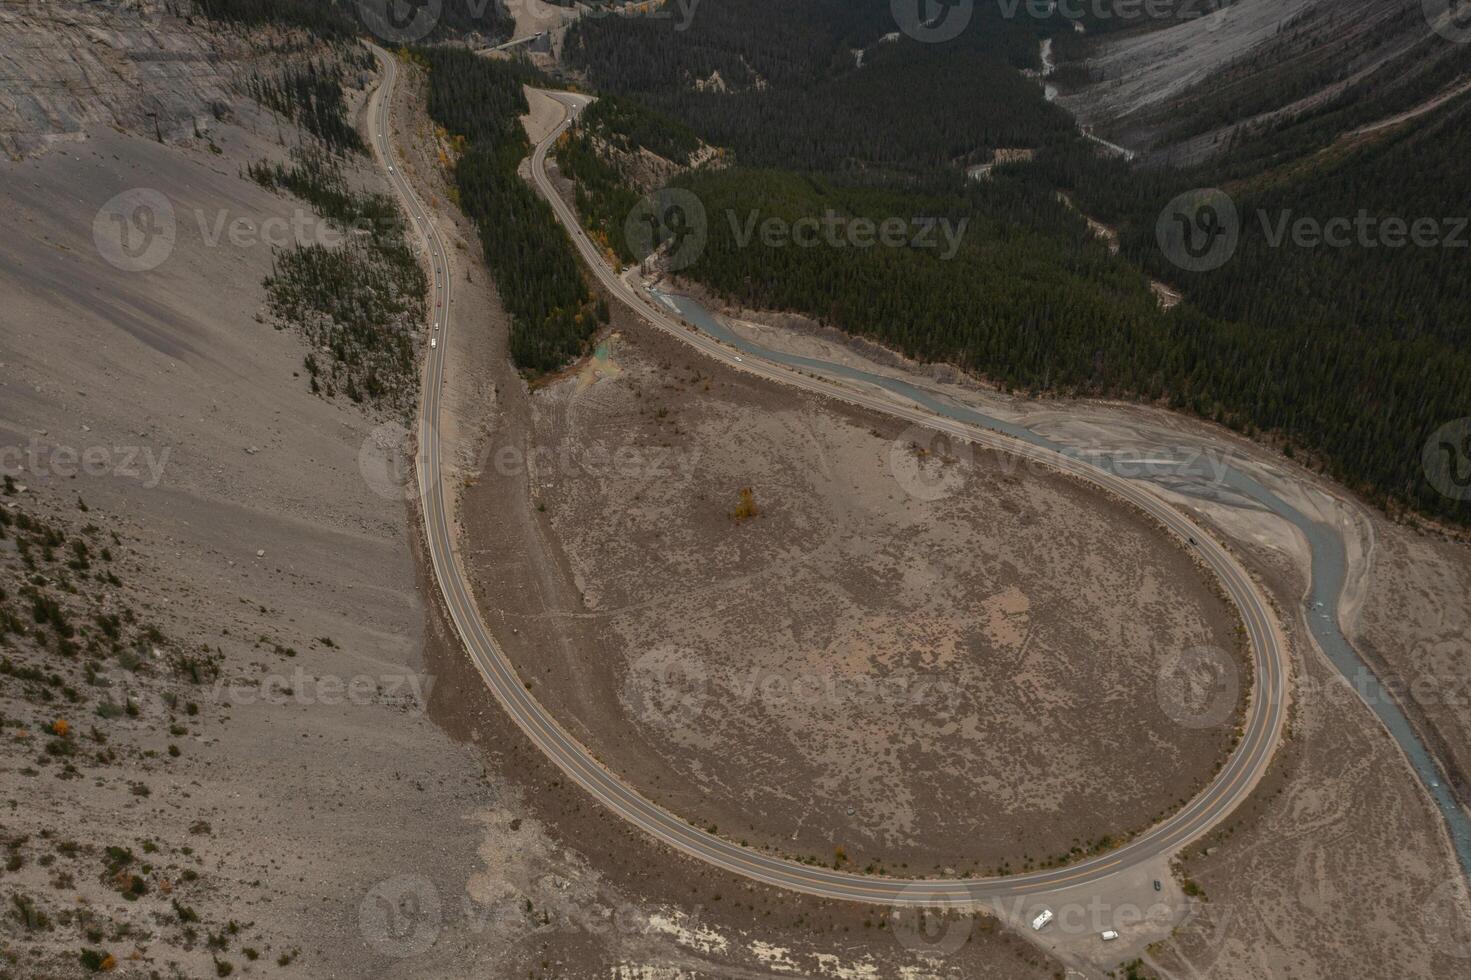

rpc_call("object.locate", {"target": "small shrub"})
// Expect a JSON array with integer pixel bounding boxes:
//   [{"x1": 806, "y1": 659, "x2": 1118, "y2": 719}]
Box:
[
  {"x1": 730, "y1": 487, "x2": 760, "y2": 523},
  {"x1": 11, "y1": 893, "x2": 50, "y2": 931},
  {"x1": 78, "y1": 948, "x2": 114, "y2": 972},
  {"x1": 103, "y1": 847, "x2": 133, "y2": 873}
]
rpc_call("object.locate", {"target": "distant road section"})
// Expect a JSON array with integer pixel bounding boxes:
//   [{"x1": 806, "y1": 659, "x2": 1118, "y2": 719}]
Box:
[{"x1": 368, "y1": 45, "x2": 1291, "y2": 905}]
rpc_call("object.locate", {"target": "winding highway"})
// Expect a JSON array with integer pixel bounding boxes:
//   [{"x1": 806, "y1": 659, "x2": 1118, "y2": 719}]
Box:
[{"x1": 367, "y1": 45, "x2": 1291, "y2": 906}]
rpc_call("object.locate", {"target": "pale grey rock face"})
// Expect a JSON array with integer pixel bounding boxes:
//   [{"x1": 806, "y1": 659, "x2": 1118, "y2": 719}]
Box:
[
  {"x1": 1058, "y1": 0, "x2": 1457, "y2": 163},
  {"x1": 2, "y1": 2, "x2": 251, "y2": 159}
]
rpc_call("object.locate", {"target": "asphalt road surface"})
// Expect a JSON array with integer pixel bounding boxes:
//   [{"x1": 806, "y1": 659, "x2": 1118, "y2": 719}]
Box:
[{"x1": 366, "y1": 46, "x2": 1290, "y2": 906}]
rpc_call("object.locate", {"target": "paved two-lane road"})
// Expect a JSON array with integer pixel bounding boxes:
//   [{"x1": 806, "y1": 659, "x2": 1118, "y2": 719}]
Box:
[{"x1": 368, "y1": 48, "x2": 1290, "y2": 906}]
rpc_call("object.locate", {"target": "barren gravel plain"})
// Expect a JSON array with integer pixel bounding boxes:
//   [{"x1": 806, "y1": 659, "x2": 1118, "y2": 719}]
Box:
[
  {"x1": 459, "y1": 296, "x2": 1245, "y2": 877},
  {"x1": 682, "y1": 294, "x2": 1471, "y2": 977}
]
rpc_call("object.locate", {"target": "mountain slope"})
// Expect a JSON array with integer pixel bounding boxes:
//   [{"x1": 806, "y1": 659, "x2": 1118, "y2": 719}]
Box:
[{"x1": 1058, "y1": 0, "x2": 1471, "y2": 165}]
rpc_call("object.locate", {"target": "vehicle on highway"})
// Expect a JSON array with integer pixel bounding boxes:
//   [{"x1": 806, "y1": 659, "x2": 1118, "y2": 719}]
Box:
[
  {"x1": 1031, "y1": 909, "x2": 1053, "y2": 931},
  {"x1": 431, "y1": 338, "x2": 437, "y2": 349}
]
